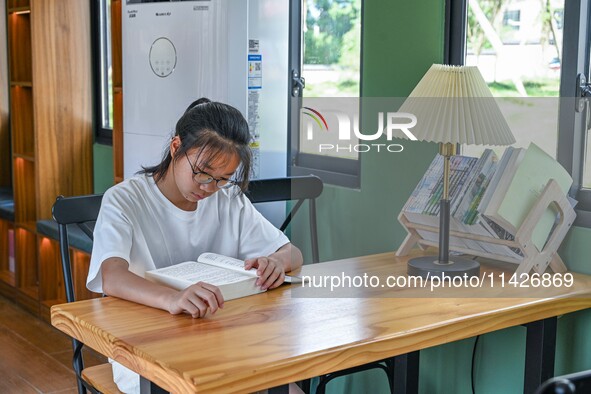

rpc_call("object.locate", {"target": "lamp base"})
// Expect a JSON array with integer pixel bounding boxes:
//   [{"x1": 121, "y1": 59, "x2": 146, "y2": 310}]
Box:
[{"x1": 407, "y1": 256, "x2": 480, "y2": 279}]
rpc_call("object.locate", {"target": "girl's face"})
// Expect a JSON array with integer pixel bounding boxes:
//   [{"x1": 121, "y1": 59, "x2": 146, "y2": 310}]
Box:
[{"x1": 169, "y1": 137, "x2": 240, "y2": 205}]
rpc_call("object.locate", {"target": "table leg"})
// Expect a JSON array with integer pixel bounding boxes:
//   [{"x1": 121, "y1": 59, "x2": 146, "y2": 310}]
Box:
[
  {"x1": 393, "y1": 351, "x2": 420, "y2": 394},
  {"x1": 140, "y1": 376, "x2": 169, "y2": 394},
  {"x1": 523, "y1": 317, "x2": 557, "y2": 394}
]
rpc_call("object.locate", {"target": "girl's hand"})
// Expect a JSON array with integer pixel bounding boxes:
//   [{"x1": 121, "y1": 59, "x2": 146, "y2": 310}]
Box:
[
  {"x1": 244, "y1": 256, "x2": 285, "y2": 290},
  {"x1": 167, "y1": 282, "x2": 224, "y2": 318}
]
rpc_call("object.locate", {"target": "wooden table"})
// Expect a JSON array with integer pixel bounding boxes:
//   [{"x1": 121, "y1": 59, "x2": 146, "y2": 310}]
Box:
[{"x1": 51, "y1": 252, "x2": 591, "y2": 393}]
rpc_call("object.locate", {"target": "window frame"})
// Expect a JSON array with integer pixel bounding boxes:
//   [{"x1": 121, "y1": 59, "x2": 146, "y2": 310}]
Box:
[
  {"x1": 448, "y1": 0, "x2": 591, "y2": 227},
  {"x1": 92, "y1": 0, "x2": 113, "y2": 145},
  {"x1": 288, "y1": 0, "x2": 364, "y2": 189},
  {"x1": 557, "y1": 0, "x2": 591, "y2": 225}
]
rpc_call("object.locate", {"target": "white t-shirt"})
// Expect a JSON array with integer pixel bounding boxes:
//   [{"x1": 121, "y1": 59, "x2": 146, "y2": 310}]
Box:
[
  {"x1": 86, "y1": 174, "x2": 290, "y2": 393},
  {"x1": 87, "y1": 174, "x2": 289, "y2": 293}
]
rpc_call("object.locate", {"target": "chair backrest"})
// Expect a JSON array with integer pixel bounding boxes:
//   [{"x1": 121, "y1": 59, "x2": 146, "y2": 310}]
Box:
[
  {"x1": 52, "y1": 194, "x2": 103, "y2": 303},
  {"x1": 536, "y1": 369, "x2": 591, "y2": 393},
  {"x1": 52, "y1": 194, "x2": 103, "y2": 394},
  {"x1": 245, "y1": 175, "x2": 323, "y2": 263}
]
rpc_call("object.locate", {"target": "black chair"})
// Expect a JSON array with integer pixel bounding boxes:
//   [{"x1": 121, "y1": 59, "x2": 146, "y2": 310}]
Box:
[
  {"x1": 246, "y1": 175, "x2": 323, "y2": 263},
  {"x1": 52, "y1": 194, "x2": 120, "y2": 394},
  {"x1": 536, "y1": 370, "x2": 591, "y2": 393},
  {"x1": 246, "y1": 175, "x2": 395, "y2": 394}
]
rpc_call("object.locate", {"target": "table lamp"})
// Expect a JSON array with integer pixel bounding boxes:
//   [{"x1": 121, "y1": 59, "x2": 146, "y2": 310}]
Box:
[{"x1": 398, "y1": 64, "x2": 516, "y2": 278}]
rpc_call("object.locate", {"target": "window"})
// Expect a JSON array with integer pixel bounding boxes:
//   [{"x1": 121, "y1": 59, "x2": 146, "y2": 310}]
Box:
[
  {"x1": 462, "y1": 0, "x2": 564, "y2": 160},
  {"x1": 289, "y1": 0, "x2": 363, "y2": 188},
  {"x1": 93, "y1": 0, "x2": 113, "y2": 144},
  {"x1": 451, "y1": 0, "x2": 591, "y2": 224}
]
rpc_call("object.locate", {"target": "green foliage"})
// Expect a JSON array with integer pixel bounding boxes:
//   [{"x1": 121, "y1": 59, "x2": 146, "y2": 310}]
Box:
[
  {"x1": 466, "y1": 0, "x2": 504, "y2": 55},
  {"x1": 487, "y1": 78, "x2": 559, "y2": 97},
  {"x1": 339, "y1": 18, "x2": 361, "y2": 71},
  {"x1": 304, "y1": 0, "x2": 359, "y2": 65}
]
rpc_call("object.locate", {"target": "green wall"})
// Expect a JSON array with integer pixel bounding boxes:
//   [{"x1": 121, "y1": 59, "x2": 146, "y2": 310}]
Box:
[{"x1": 93, "y1": 143, "x2": 114, "y2": 194}]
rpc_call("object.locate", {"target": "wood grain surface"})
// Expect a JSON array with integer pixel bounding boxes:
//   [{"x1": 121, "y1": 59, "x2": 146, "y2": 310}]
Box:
[{"x1": 51, "y1": 252, "x2": 591, "y2": 393}]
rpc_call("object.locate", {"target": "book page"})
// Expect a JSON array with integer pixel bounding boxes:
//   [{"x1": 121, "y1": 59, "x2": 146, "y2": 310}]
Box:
[
  {"x1": 198, "y1": 253, "x2": 258, "y2": 277},
  {"x1": 198, "y1": 253, "x2": 302, "y2": 283},
  {"x1": 155, "y1": 261, "x2": 252, "y2": 285}
]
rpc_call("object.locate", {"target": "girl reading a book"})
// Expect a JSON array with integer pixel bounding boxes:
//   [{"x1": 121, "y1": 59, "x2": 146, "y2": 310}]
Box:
[{"x1": 86, "y1": 98, "x2": 303, "y2": 394}]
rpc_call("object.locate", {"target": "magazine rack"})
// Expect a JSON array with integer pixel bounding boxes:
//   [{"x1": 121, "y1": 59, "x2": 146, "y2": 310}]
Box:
[{"x1": 396, "y1": 179, "x2": 575, "y2": 275}]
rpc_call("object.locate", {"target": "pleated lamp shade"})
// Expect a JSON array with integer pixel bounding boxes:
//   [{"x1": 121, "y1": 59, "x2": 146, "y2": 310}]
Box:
[{"x1": 398, "y1": 64, "x2": 516, "y2": 146}]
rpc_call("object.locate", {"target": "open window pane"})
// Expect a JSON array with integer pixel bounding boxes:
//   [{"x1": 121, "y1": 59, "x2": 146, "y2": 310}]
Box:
[
  {"x1": 98, "y1": 0, "x2": 113, "y2": 131},
  {"x1": 462, "y1": 0, "x2": 564, "y2": 159},
  {"x1": 299, "y1": 0, "x2": 361, "y2": 160}
]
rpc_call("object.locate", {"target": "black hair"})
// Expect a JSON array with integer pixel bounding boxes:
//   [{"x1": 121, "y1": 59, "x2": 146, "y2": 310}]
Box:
[{"x1": 140, "y1": 98, "x2": 252, "y2": 191}]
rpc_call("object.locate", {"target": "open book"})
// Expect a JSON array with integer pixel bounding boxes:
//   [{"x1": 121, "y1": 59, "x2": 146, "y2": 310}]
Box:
[{"x1": 146, "y1": 253, "x2": 301, "y2": 301}]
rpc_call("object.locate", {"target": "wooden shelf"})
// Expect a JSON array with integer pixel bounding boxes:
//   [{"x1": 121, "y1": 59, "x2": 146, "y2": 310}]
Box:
[
  {"x1": 40, "y1": 298, "x2": 66, "y2": 323},
  {"x1": 38, "y1": 236, "x2": 101, "y2": 306},
  {"x1": 13, "y1": 158, "x2": 36, "y2": 222},
  {"x1": 10, "y1": 85, "x2": 34, "y2": 157},
  {"x1": 8, "y1": 7, "x2": 30, "y2": 14},
  {"x1": 8, "y1": 0, "x2": 30, "y2": 10},
  {"x1": 18, "y1": 285, "x2": 38, "y2": 299},
  {"x1": 3, "y1": 0, "x2": 94, "y2": 318},
  {"x1": 15, "y1": 227, "x2": 37, "y2": 287},
  {"x1": 38, "y1": 236, "x2": 65, "y2": 306},
  {"x1": 72, "y1": 250, "x2": 101, "y2": 301},
  {"x1": 0, "y1": 270, "x2": 16, "y2": 287},
  {"x1": 12, "y1": 153, "x2": 34, "y2": 162},
  {"x1": 15, "y1": 221, "x2": 37, "y2": 233},
  {"x1": 16, "y1": 286, "x2": 39, "y2": 315},
  {"x1": 40, "y1": 299, "x2": 66, "y2": 311},
  {"x1": 7, "y1": 11, "x2": 32, "y2": 83},
  {"x1": 10, "y1": 81, "x2": 32, "y2": 87},
  {"x1": 0, "y1": 220, "x2": 15, "y2": 279}
]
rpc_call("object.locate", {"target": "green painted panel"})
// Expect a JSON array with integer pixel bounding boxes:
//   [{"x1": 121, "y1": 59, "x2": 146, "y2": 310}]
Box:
[{"x1": 93, "y1": 143, "x2": 114, "y2": 194}]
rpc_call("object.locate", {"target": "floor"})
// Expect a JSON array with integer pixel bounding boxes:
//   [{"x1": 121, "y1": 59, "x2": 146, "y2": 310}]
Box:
[{"x1": 0, "y1": 295, "x2": 106, "y2": 394}]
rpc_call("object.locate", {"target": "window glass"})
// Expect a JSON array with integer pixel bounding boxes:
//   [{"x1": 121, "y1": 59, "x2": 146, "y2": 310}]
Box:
[
  {"x1": 99, "y1": 0, "x2": 113, "y2": 130},
  {"x1": 463, "y1": 0, "x2": 564, "y2": 159},
  {"x1": 300, "y1": 0, "x2": 361, "y2": 160},
  {"x1": 583, "y1": 106, "x2": 591, "y2": 188}
]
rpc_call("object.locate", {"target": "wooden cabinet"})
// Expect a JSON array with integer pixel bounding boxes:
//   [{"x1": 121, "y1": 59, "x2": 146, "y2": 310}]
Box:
[
  {"x1": 0, "y1": 0, "x2": 10, "y2": 187},
  {"x1": 1, "y1": 0, "x2": 94, "y2": 318},
  {"x1": 37, "y1": 237, "x2": 100, "y2": 321},
  {"x1": 0, "y1": 1, "x2": 13, "y2": 298}
]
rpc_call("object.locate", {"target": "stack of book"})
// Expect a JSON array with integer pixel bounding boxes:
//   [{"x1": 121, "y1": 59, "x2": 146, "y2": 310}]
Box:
[{"x1": 401, "y1": 142, "x2": 574, "y2": 261}]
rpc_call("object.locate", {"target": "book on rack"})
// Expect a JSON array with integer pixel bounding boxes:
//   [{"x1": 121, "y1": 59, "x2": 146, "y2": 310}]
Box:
[
  {"x1": 402, "y1": 151, "x2": 509, "y2": 255},
  {"x1": 401, "y1": 142, "x2": 573, "y2": 259},
  {"x1": 480, "y1": 142, "x2": 573, "y2": 250},
  {"x1": 146, "y1": 252, "x2": 301, "y2": 301}
]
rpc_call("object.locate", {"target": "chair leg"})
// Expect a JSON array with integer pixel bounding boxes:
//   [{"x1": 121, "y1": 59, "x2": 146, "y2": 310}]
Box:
[
  {"x1": 298, "y1": 379, "x2": 311, "y2": 393},
  {"x1": 72, "y1": 339, "x2": 86, "y2": 394},
  {"x1": 315, "y1": 361, "x2": 393, "y2": 394}
]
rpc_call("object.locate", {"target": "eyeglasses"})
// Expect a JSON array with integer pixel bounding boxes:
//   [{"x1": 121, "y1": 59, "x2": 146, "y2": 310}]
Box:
[{"x1": 184, "y1": 152, "x2": 236, "y2": 189}]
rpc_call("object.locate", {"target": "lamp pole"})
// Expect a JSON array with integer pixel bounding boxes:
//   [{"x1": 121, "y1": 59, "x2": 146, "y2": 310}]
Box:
[
  {"x1": 438, "y1": 142, "x2": 456, "y2": 265},
  {"x1": 406, "y1": 141, "x2": 480, "y2": 279}
]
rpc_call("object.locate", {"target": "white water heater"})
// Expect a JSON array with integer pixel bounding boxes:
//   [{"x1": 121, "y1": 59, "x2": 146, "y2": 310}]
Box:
[{"x1": 122, "y1": 0, "x2": 289, "y2": 186}]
